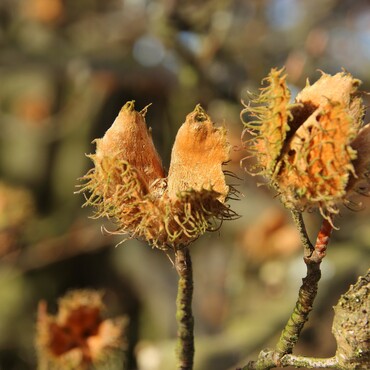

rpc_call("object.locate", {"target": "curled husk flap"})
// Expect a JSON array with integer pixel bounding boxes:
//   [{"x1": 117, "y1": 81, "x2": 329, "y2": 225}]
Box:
[
  {"x1": 242, "y1": 69, "x2": 368, "y2": 219},
  {"x1": 242, "y1": 68, "x2": 293, "y2": 177},
  {"x1": 95, "y1": 101, "x2": 165, "y2": 189},
  {"x1": 36, "y1": 290, "x2": 128, "y2": 370},
  {"x1": 78, "y1": 102, "x2": 235, "y2": 250},
  {"x1": 332, "y1": 270, "x2": 370, "y2": 370},
  {"x1": 168, "y1": 104, "x2": 230, "y2": 200},
  {"x1": 295, "y1": 72, "x2": 364, "y2": 125}
]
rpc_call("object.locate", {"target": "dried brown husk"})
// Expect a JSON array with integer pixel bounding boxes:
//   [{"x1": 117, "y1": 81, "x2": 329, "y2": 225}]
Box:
[
  {"x1": 36, "y1": 290, "x2": 127, "y2": 370},
  {"x1": 78, "y1": 103, "x2": 236, "y2": 251},
  {"x1": 277, "y1": 101, "x2": 357, "y2": 217},
  {"x1": 242, "y1": 69, "x2": 367, "y2": 219}
]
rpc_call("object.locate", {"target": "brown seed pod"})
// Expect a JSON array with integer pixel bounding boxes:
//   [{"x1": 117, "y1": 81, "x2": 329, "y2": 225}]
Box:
[
  {"x1": 242, "y1": 68, "x2": 369, "y2": 220},
  {"x1": 278, "y1": 101, "x2": 357, "y2": 216},
  {"x1": 78, "y1": 103, "x2": 236, "y2": 251},
  {"x1": 36, "y1": 290, "x2": 127, "y2": 370}
]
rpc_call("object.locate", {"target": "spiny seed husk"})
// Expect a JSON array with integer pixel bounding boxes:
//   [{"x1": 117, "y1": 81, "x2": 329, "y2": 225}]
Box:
[
  {"x1": 242, "y1": 68, "x2": 367, "y2": 220},
  {"x1": 78, "y1": 103, "x2": 236, "y2": 250},
  {"x1": 277, "y1": 101, "x2": 357, "y2": 217}
]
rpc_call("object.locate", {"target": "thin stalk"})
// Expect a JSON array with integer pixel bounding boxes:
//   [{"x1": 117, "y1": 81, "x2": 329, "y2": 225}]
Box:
[
  {"x1": 175, "y1": 247, "x2": 194, "y2": 370},
  {"x1": 274, "y1": 260, "x2": 322, "y2": 355},
  {"x1": 275, "y1": 217, "x2": 333, "y2": 355},
  {"x1": 290, "y1": 210, "x2": 313, "y2": 256}
]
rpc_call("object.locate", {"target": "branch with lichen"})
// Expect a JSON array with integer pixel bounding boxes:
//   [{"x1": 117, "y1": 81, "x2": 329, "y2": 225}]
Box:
[
  {"x1": 274, "y1": 216, "x2": 332, "y2": 355},
  {"x1": 239, "y1": 268, "x2": 370, "y2": 370},
  {"x1": 238, "y1": 215, "x2": 333, "y2": 370},
  {"x1": 240, "y1": 351, "x2": 339, "y2": 370},
  {"x1": 175, "y1": 247, "x2": 195, "y2": 370}
]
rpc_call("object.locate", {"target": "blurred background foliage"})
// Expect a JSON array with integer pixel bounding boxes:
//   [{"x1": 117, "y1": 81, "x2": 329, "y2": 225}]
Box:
[{"x1": 0, "y1": 0, "x2": 369, "y2": 369}]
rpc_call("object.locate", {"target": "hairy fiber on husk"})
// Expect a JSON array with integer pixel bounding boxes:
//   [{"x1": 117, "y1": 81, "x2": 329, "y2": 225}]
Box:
[{"x1": 241, "y1": 68, "x2": 294, "y2": 177}]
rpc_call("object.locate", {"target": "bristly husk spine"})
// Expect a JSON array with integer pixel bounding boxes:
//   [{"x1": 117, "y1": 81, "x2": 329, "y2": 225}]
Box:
[{"x1": 241, "y1": 67, "x2": 296, "y2": 178}]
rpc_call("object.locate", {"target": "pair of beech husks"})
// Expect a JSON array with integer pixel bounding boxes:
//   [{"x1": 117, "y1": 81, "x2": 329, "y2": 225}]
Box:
[{"x1": 80, "y1": 70, "x2": 370, "y2": 247}]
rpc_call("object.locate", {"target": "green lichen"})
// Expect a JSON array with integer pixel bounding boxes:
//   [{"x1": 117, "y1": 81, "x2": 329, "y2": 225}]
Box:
[{"x1": 332, "y1": 269, "x2": 370, "y2": 370}]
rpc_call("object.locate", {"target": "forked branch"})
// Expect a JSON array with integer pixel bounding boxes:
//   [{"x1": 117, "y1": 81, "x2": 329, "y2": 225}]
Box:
[{"x1": 239, "y1": 214, "x2": 334, "y2": 370}]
